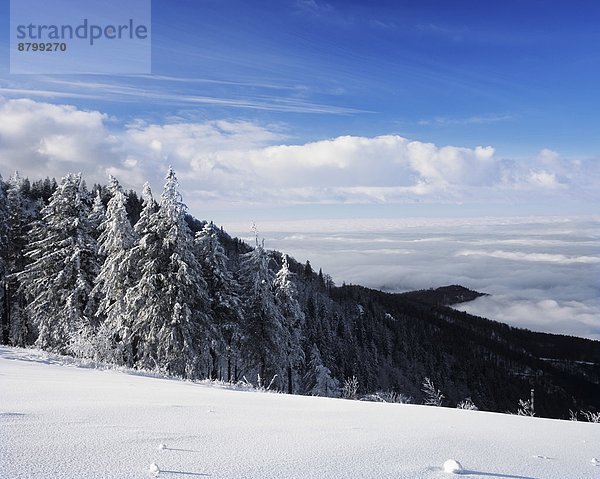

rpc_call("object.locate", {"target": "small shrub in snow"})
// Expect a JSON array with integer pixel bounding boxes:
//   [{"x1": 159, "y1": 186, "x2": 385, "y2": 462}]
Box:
[
  {"x1": 68, "y1": 321, "x2": 122, "y2": 363},
  {"x1": 376, "y1": 390, "x2": 412, "y2": 404},
  {"x1": 517, "y1": 398, "x2": 535, "y2": 417},
  {"x1": 359, "y1": 394, "x2": 385, "y2": 402},
  {"x1": 442, "y1": 459, "x2": 463, "y2": 474},
  {"x1": 581, "y1": 410, "x2": 600, "y2": 423},
  {"x1": 303, "y1": 345, "x2": 340, "y2": 397},
  {"x1": 422, "y1": 377, "x2": 445, "y2": 407},
  {"x1": 360, "y1": 392, "x2": 413, "y2": 404},
  {"x1": 68, "y1": 328, "x2": 97, "y2": 360},
  {"x1": 569, "y1": 409, "x2": 578, "y2": 421},
  {"x1": 342, "y1": 375, "x2": 359, "y2": 399},
  {"x1": 457, "y1": 397, "x2": 478, "y2": 411},
  {"x1": 241, "y1": 374, "x2": 279, "y2": 392},
  {"x1": 257, "y1": 374, "x2": 279, "y2": 391}
]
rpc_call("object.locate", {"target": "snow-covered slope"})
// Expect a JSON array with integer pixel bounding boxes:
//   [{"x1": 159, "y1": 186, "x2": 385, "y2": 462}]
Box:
[{"x1": 1, "y1": 346, "x2": 598, "y2": 479}]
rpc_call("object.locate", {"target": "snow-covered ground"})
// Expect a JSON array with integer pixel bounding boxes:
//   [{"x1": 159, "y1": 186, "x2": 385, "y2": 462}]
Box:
[{"x1": 1, "y1": 346, "x2": 598, "y2": 479}]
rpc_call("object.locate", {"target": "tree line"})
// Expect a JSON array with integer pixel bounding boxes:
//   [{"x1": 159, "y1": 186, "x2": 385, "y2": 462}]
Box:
[
  {"x1": 0, "y1": 169, "x2": 311, "y2": 393},
  {"x1": 1, "y1": 169, "x2": 599, "y2": 418}
]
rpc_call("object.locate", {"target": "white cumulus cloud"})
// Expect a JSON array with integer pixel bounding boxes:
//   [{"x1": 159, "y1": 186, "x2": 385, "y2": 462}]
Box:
[
  {"x1": 0, "y1": 98, "x2": 597, "y2": 214},
  {"x1": 0, "y1": 97, "x2": 118, "y2": 179}
]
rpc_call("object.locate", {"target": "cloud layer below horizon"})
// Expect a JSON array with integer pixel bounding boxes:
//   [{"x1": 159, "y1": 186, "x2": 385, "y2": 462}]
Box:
[
  {"x1": 0, "y1": 97, "x2": 598, "y2": 216},
  {"x1": 227, "y1": 217, "x2": 600, "y2": 341}
]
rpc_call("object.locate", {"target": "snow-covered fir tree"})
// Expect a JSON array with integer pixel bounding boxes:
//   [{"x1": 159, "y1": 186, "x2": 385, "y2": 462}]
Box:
[
  {"x1": 88, "y1": 190, "x2": 106, "y2": 240},
  {"x1": 134, "y1": 182, "x2": 157, "y2": 237},
  {"x1": 195, "y1": 221, "x2": 242, "y2": 380},
  {"x1": 4, "y1": 172, "x2": 38, "y2": 346},
  {"x1": 274, "y1": 254, "x2": 305, "y2": 393},
  {"x1": 303, "y1": 344, "x2": 339, "y2": 397},
  {"x1": 0, "y1": 174, "x2": 9, "y2": 344},
  {"x1": 124, "y1": 168, "x2": 212, "y2": 378},
  {"x1": 81, "y1": 177, "x2": 137, "y2": 362},
  {"x1": 78, "y1": 190, "x2": 106, "y2": 327},
  {"x1": 18, "y1": 174, "x2": 99, "y2": 353},
  {"x1": 238, "y1": 227, "x2": 286, "y2": 385}
]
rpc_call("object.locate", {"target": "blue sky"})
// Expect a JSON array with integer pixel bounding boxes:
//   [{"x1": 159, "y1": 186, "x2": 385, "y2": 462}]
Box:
[{"x1": 0, "y1": 0, "x2": 599, "y2": 221}]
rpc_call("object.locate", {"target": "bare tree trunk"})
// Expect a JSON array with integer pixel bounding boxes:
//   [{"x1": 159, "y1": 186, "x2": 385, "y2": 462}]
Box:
[
  {"x1": 287, "y1": 364, "x2": 293, "y2": 394},
  {"x1": 209, "y1": 348, "x2": 218, "y2": 379},
  {"x1": 1, "y1": 283, "x2": 10, "y2": 345}
]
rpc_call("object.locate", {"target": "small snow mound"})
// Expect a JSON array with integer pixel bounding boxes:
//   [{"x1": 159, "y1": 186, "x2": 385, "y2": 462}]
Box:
[
  {"x1": 443, "y1": 459, "x2": 463, "y2": 474},
  {"x1": 158, "y1": 443, "x2": 167, "y2": 450},
  {"x1": 591, "y1": 457, "x2": 599, "y2": 465},
  {"x1": 149, "y1": 462, "x2": 160, "y2": 475}
]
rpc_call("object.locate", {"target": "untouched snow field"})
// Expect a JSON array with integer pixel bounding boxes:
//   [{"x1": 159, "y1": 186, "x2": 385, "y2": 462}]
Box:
[{"x1": 1, "y1": 346, "x2": 599, "y2": 479}]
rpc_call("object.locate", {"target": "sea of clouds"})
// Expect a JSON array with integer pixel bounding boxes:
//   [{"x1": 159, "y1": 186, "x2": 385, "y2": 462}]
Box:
[{"x1": 227, "y1": 216, "x2": 600, "y2": 341}]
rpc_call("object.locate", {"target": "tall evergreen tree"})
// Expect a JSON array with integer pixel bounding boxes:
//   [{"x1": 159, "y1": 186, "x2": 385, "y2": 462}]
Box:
[
  {"x1": 79, "y1": 190, "x2": 107, "y2": 329},
  {"x1": 238, "y1": 228, "x2": 285, "y2": 384},
  {"x1": 18, "y1": 174, "x2": 98, "y2": 353},
  {"x1": 134, "y1": 182, "x2": 157, "y2": 236},
  {"x1": 274, "y1": 254, "x2": 305, "y2": 393},
  {"x1": 195, "y1": 222, "x2": 242, "y2": 380},
  {"x1": 88, "y1": 191, "x2": 106, "y2": 240},
  {"x1": 0, "y1": 175, "x2": 9, "y2": 344},
  {"x1": 125, "y1": 168, "x2": 211, "y2": 378},
  {"x1": 4, "y1": 173, "x2": 32, "y2": 345},
  {"x1": 86, "y1": 177, "x2": 137, "y2": 362},
  {"x1": 303, "y1": 260, "x2": 313, "y2": 279},
  {"x1": 42, "y1": 177, "x2": 58, "y2": 202}
]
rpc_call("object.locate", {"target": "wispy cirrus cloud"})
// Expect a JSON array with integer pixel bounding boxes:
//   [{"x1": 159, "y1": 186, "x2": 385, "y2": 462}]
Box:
[
  {"x1": 295, "y1": 0, "x2": 334, "y2": 16},
  {"x1": 415, "y1": 23, "x2": 469, "y2": 42},
  {"x1": 122, "y1": 75, "x2": 309, "y2": 92},
  {"x1": 418, "y1": 114, "x2": 513, "y2": 126},
  {"x1": 0, "y1": 76, "x2": 365, "y2": 114}
]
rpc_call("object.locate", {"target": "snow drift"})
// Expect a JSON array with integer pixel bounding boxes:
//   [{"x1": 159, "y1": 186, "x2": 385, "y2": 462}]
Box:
[{"x1": 0, "y1": 346, "x2": 598, "y2": 479}]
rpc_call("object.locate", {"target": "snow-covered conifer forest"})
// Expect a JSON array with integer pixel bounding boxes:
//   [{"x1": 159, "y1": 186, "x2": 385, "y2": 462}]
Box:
[{"x1": 0, "y1": 169, "x2": 599, "y2": 419}]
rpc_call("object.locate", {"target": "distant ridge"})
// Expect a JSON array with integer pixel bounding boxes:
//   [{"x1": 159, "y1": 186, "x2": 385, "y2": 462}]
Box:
[{"x1": 399, "y1": 285, "x2": 488, "y2": 306}]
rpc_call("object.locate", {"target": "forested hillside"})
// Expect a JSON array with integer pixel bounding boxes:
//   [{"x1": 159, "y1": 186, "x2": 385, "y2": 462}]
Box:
[{"x1": 0, "y1": 169, "x2": 598, "y2": 419}]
